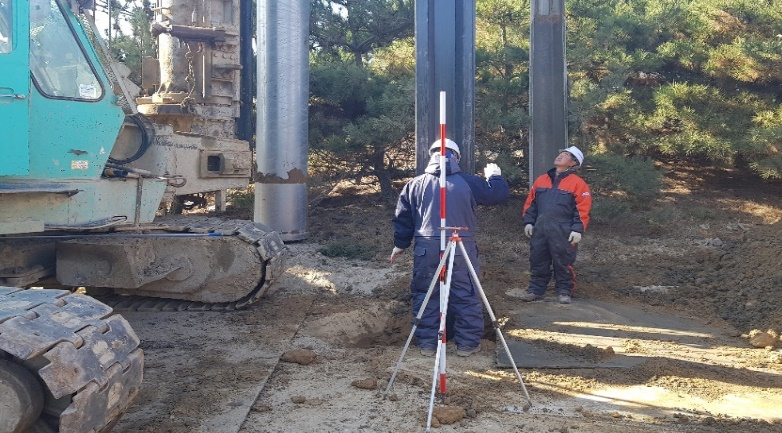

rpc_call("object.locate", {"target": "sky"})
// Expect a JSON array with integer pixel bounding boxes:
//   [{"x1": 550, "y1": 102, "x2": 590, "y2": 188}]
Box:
[{"x1": 92, "y1": 1, "x2": 133, "y2": 41}]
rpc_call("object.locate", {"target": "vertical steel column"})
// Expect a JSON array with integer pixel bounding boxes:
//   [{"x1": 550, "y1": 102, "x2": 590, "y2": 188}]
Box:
[
  {"x1": 415, "y1": 0, "x2": 476, "y2": 175},
  {"x1": 254, "y1": 0, "x2": 310, "y2": 241},
  {"x1": 529, "y1": 0, "x2": 567, "y2": 184},
  {"x1": 238, "y1": 0, "x2": 254, "y2": 146}
]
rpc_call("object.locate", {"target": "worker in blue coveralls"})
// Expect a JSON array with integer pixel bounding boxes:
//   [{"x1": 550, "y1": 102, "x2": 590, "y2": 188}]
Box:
[{"x1": 391, "y1": 139, "x2": 509, "y2": 357}]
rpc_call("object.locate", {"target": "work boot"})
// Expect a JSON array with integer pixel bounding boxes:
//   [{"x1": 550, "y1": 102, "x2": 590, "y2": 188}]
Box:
[
  {"x1": 520, "y1": 292, "x2": 542, "y2": 302},
  {"x1": 420, "y1": 348, "x2": 436, "y2": 357},
  {"x1": 456, "y1": 346, "x2": 480, "y2": 357},
  {"x1": 558, "y1": 294, "x2": 572, "y2": 304}
]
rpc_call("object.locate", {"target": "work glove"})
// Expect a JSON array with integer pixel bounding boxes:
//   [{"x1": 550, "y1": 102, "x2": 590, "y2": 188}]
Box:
[
  {"x1": 483, "y1": 163, "x2": 502, "y2": 180},
  {"x1": 390, "y1": 247, "x2": 405, "y2": 263},
  {"x1": 568, "y1": 231, "x2": 582, "y2": 245},
  {"x1": 524, "y1": 224, "x2": 534, "y2": 238}
]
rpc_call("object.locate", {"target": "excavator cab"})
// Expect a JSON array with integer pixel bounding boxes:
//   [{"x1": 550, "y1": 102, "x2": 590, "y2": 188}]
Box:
[{"x1": 0, "y1": 0, "x2": 163, "y2": 238}]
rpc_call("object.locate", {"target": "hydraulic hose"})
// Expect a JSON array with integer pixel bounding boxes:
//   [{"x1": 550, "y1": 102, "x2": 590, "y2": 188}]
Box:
[{"x1": 108, "y1": 113, "x2": 156, "y2": 165}]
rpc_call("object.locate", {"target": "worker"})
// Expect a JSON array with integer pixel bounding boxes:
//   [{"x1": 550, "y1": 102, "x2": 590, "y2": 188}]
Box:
[
  {"x1": 521, "y1": 146, "x2": 592, "y2": 304},
  {"x1": 391, "y1": 139, "x2": 509, "y2": 357}
]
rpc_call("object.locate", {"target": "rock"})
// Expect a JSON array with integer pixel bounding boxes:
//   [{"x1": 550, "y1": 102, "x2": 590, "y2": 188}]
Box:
[
  {"x1": 290, "y1": 396, "x2": 306, "y2": 404},
  {"x1": 433, "y1": 406, "x2": 466, "y2": 425},
  {"x1": 281, "y1": 349, "x2": 317, "y2": 365},
  {"x1": 749, "y1": 332, "x2": 777, "y2": 348},
  {"x1": 351, "y1": 378, "x2": 377, "y2": 390},
  {"x1": 253, "y1": 403, "x2": 272, "y2": 412}
]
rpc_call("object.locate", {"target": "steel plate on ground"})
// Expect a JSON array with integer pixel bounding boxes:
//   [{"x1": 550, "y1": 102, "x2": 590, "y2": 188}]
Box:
[{"x1": 497, "y1": 298, "x2": 722, "y2": 369}]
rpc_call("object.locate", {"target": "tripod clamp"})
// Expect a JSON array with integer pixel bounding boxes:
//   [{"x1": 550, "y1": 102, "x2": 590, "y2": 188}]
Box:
[{"x1": 438, "y1": 226, "x2": 468, "y2": 241}]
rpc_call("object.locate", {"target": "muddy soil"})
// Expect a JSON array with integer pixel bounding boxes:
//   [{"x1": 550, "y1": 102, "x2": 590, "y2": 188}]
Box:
[{"x1": 113, "y1": 164, "x2": 782, "y2": 433}]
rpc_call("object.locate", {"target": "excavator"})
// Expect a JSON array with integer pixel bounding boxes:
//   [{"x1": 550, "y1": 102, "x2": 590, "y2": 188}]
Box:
[{"x1": 0, "y1": 0, "x2": 299, "y2": 430}]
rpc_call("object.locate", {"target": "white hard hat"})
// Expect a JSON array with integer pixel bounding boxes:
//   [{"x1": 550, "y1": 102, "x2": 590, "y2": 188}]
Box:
[
  {"x1": 430, "y1": 138, "x2": 460, "y2": 159},
  {"x1": 559, "y1": 146, "x2": 584, "y2": 167}
]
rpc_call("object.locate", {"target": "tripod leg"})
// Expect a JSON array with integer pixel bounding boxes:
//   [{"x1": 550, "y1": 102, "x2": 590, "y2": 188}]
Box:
[
  {"x1": 426, "y1": 343, "x2": 442, "y2": 432},
  {"x1": 437, "y1": 241, "x2": 456, "y2": 400},
  {"x1": 384, "y1": 240, "x2": 455, "y2": 399},
  {"x1": 456, "y1": 241, "x2": 533, "y2": 408},
  {"x1": 427, "y1": 240, "x2": 457, "y2": 430}
]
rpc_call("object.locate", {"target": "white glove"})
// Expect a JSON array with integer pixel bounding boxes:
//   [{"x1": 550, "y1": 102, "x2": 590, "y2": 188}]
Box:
[
  {"x1": 390, "y1": 247, "x2": 405, "y2": 263},
  {"x1": 568, "y1": 231, "x2": 582, "y2": 245},
  {"x1": 524, "y1": 224, "x2": 534, "y2": 238},
  {"x1": 483, "y1": 163, "x2": 501, "y2": 179}
]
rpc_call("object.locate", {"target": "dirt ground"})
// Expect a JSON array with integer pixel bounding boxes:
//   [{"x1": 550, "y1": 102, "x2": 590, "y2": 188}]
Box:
[{"x1": 112, "y1": 163, "x2": 782, "y2": 433}]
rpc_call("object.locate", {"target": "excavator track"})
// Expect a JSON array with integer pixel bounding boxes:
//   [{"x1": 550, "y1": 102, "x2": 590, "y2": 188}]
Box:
[
  {"x1": 0, "y1": 287, "x2": 143, "y2": 433},
  {"x1": 59, "y1": 216, "x2": 288, "y2": 312}
]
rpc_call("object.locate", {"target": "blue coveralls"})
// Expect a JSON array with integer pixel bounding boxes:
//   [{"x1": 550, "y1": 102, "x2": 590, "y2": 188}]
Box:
[{"x1": 392, "y1": 154, "x2": 509, "y2": 350}]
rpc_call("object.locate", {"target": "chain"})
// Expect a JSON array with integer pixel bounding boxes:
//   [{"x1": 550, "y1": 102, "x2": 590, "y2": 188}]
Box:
[{"x1": 180, "y1": 41, "x2": 200, "y2": 112}]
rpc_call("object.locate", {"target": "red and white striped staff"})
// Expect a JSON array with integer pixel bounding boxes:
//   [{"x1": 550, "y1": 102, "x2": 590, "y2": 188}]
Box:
[{"x1": 437, "y1": 91, "x2": 448, "y2": 397}]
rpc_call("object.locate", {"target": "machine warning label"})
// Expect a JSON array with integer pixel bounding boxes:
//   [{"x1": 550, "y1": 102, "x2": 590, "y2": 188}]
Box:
[
  {"x1": 79, "y1": 84, "x2": 98, "y2": 99},
  {"x1": 71, "y1": 160, "x2": 89, "y2": 170}
]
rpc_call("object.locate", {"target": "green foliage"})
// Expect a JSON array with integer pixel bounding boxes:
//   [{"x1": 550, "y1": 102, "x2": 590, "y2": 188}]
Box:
[
  {"x1": 310, "y1": 0, "x2": 414, "y2": 66},
  {"x1": 226, "y1": 187, "x2": 254, "y2": 212},
  {"x1": 645, "y1": 83, "x2": 765, "y2": 164},
  {"x1": 308, "y1": 1, "x2": 416, "y2": 198},
  {"x1": 474, "y1": 0, "x2": 530, "y2": 180},
  {"x1": 645, "y1": 204, "x2": 680, "y2": 228},
  {"x1": 564, "y1": 0, "x2": 782, "y2": 181},
  {"x1": 589, "y1": 197, "x2": 633, "y2": 224},
  {"x1": 369, "y1": 38, "x2": 415, "y2": 79},
  {"x1": 583, "y1": 154, "x2": 664, "y2": 202},
  {"x1": 309, "y1": 58, "x2": 415, "y2": 197},
  {"x1": 107, "y1": 1, "x2": 155, "y2": 86},
  {"x1": 305, "y1": 0, "x2": 782, "y2": 195},
  {"x1": 656, "y1": 39, "x2": 711, "y2": 70},
  {"x1": 746, "y1": 106, "x2": 782, "y2": 179}
]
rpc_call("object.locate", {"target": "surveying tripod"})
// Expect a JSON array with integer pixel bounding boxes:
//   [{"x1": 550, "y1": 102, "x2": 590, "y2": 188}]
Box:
[{"x1": 384, "y1": 227, "x2": 532, "y2": 432}]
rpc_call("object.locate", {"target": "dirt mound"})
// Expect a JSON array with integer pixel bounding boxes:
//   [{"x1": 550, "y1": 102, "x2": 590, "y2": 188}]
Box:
[{"x1": 658, "y1": 222, "x2": 782, "y2": 333}]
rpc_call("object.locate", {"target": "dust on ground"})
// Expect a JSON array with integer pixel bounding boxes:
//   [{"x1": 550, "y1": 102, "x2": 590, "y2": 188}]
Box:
[{"x1": 113, "y1": 163, "x2": 782, "y2": 433}]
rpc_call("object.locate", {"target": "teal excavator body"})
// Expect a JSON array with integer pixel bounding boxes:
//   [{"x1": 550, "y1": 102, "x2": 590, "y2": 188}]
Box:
[
  {"x1": 0, "y1": 0, "x2": 162, "y2": 234},
  {"x1": 0, "y1": 0, "x2": 285, "y2": 300},
  {"x1": 0, "y1": 0, "x2": 287, "y2": 431}
]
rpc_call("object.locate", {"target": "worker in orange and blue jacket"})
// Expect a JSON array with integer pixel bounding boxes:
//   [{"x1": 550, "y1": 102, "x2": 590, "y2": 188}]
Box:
[{"x1": 521, "y1": 146, "x2": 592, "y2": 304}]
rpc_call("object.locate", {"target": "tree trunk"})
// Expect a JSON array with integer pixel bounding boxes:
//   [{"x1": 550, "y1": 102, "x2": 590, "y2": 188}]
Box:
[{"x1": 372, "y1": 151, "x2": 395, "y2": 199}]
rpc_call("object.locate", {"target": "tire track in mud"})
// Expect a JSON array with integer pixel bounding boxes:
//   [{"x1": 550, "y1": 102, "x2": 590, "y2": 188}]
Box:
[{"x1": 111, "y1": 293, "x2": 317, "y2": 433}]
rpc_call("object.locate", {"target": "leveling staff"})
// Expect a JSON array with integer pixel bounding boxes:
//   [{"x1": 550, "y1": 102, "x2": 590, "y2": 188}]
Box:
[{"x1": 391, "y1": 139, "x2": 509, "y2": 357}]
